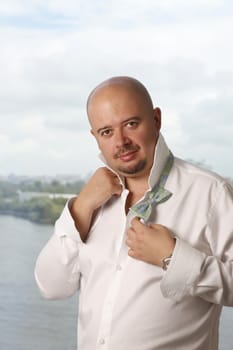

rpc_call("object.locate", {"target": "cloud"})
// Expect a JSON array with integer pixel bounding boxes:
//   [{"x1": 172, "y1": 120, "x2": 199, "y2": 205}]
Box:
[{"x1": 0, "y1": 0, "x2": 233, "y2": 177}]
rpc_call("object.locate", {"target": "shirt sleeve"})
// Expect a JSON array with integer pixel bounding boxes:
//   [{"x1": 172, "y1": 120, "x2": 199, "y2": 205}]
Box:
[
  {"x1": 161, "y1": 182, "x2": 233, "y2": 305},
  {"x1": 34, "y1": 199, "x2": 83, "y2": 300}
]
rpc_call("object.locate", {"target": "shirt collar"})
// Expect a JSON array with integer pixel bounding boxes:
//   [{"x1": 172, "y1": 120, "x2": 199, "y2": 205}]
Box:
[
  {"x1": 98, "y1": 133, "x2": 171, "y2": 190},
  {"x1": 148, "y1": 133, "x2": 171, "y2": 190}
]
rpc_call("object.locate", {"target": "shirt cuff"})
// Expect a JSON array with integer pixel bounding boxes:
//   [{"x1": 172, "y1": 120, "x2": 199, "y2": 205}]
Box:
[
  {"x1": 160, "y1": 238, "x2": 205, "y2": 301},
  {"x1": 54, "y1": 198, "x2": 83, "y2": 243}
]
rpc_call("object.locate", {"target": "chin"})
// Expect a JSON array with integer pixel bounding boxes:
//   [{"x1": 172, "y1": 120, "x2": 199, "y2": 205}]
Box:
[{"x1": 117, "y1": 160, "x2": 147, "y2": 176}]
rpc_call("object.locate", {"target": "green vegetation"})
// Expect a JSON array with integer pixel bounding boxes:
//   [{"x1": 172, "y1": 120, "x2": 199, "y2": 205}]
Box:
[
  {"x1": 18, "y1": 179, "x2": 85, "y2": 194},
  {"x1": 2, "y1": 174, "x2": 231, "y2": 226},
  {"x1": 0, "y1": 178, "x2": 85, "y2": 225},
  {"x1": 0, "y1": 181, "x2": 18, "y2": 199},
  {"x1": 0, "y1": 196, "x2": 67, "y2": 225}
]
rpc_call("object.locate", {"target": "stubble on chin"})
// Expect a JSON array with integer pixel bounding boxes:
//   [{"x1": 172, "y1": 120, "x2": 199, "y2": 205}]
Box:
[{"x1": 116, "y1": 159, "x2": 147, "y2": 176}]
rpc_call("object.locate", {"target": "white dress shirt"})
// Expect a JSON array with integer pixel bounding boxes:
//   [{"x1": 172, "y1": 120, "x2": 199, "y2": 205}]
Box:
[{"x1": 35, "y1": 134, "x2": 233, "y2": 350}]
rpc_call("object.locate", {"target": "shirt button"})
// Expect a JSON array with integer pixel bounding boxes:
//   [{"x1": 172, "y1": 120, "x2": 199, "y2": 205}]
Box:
[
  {"x1": 116, "y1": 264, "x2": 122, "y2": 271},
  {"x1": 99, "y1": 338, "x2": 105, "y2": 345}
]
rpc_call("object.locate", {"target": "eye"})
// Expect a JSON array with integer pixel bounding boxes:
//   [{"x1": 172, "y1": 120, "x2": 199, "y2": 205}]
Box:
[
  {"x1": 126, "y1": 120, "x2": 139, "y2": 128},
  {"x1": 100, "y1": 129, "x2": 113, "y2": 137}
]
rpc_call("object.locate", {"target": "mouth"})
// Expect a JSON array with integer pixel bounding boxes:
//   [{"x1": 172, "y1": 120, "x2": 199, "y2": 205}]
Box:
[
  {"x1": 118, "y1": 150, "x2": 138, "y2": 162},
  {"x1": 114, "y1": 144, "x2": 140, "y2": 161}
]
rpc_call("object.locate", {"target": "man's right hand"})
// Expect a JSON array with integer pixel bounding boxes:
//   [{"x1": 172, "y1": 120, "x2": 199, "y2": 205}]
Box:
[
  {"x1": 79, "y1": 167, "x2": 123, "y2": 211},
  {"x1": 70, "y1": 167, "x2": 122, "y2": 241}
]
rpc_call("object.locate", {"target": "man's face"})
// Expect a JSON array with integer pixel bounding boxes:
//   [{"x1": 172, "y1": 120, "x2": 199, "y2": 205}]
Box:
[{"x1": 88, "y1": 85, "x2": 161, "y2": 179}]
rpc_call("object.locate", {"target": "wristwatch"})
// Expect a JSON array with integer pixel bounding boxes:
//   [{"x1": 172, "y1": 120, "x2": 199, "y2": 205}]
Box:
[{"x1": 162, "y1": 254, "x2": 173, "y2": 271}]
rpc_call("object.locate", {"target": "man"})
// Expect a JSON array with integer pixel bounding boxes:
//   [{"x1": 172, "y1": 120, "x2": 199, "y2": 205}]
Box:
[{"x1": 35, "y1": 76, "x2": 233, "y2": 350}]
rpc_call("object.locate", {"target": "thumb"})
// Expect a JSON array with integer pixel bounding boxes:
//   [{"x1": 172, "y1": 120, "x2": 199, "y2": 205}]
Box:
[{"x1": 113, "y1": 183, "x2": 123, "y2": 196}]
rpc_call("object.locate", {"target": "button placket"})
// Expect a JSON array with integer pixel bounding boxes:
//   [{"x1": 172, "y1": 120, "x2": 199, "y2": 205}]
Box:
[{"x1": 96, "y1": 202, "x2": 131, "y2": 350}]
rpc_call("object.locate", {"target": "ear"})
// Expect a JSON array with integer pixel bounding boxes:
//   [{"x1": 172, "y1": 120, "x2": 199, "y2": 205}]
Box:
[{"x1": 153, "y1": 107, "x2": 161, "y2": 131}]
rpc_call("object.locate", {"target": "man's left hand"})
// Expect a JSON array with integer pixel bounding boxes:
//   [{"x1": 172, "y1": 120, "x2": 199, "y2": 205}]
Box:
[{"x1": 126, "y1": 217, "x2": 176, "y2": 267}]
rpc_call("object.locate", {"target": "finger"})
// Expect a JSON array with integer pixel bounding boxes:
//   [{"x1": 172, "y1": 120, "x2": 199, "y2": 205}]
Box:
[
  {"x1": 128, "y1": 248, "x2": 135, "y2": 258},
  {"x1": 112, "y1": 180, "x2": 123, "y2": 196},
  {"x1": 114, "y1": 185, "x2": 123, "y2": 196},
  {"x1": 125, "y1": 237, "x2": 132, "y2": 247},
  {"x1": 131, "y1": 216, "x2": 141, "y2": 224},
  {"x1": 131, "y1": 216, "x2": 145, "y2": 227},
  {"x1": 127, "y1": 227, "x2": 136, "y2": 239}
]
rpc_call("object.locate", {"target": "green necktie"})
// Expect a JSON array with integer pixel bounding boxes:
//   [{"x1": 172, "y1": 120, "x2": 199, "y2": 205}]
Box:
[{"x1": 130, "y1": 152, "x2": 174, "y2": 222}]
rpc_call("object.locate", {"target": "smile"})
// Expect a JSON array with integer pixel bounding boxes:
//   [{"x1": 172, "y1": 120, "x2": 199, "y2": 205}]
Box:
[{"x1": 118, "y1": 151, "x2": 138, "y2": 162}]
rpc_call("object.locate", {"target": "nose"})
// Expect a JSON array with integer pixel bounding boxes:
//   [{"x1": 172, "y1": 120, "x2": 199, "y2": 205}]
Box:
[{"x1": 115, "y1": 128, "x2": 130, "y2": 148}]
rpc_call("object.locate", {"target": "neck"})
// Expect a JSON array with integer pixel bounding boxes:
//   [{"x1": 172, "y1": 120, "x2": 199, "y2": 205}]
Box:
[
  {"x1": 125, "y1": 175, "x2": 149, "y2": 211},
  {"x1": 126, "y1": 176, "x2": 149, "y2": 193}
]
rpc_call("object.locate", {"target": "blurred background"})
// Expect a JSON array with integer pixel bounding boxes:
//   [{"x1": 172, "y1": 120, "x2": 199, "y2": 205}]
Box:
[{"x1": 0, "y1": 0, "x2": 233, "y2": 349}]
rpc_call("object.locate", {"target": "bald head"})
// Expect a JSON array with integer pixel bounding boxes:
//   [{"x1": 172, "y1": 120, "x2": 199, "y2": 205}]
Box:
[
  {"x1": 85, "y1": 76, "x2": 161, "y2": 178},
  {"x1": 86, "y1": 76, "x2": 154, "y2": 122}
]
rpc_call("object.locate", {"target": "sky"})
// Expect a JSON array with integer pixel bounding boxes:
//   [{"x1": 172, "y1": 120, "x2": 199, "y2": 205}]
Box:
[{"x1": 0, "y1": 0, "x2": 233, "y2": 179}]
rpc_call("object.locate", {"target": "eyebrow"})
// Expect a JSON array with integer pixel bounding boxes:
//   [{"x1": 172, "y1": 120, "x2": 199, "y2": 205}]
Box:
[{"x1": 96, "y1": 116, "x2": 141, "y2": 134}]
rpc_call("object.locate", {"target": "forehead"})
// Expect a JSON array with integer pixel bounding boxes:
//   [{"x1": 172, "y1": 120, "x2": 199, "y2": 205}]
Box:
[
  {"x1": 89, "y1": 89, "x2": 143, "y2": 130},
  {"x1": 88, "y1": 84, "x2": 151, "y2": 127}
]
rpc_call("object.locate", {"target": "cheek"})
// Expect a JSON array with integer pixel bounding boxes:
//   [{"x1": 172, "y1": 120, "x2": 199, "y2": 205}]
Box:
[
  {"x1": 98, "y1": 140, "x2": 115, "y2": 159},
  {"x1": 138, "y1": 136, "x2": 157, "y2": 162},
  {"x1": 138, "y1": 133, "x2": 156, "y2": 151}
]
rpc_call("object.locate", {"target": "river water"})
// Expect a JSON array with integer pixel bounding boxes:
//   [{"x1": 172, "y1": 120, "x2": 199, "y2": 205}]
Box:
[{"x1": 0, "y1": 215, "x2": 232, "y2": 350}]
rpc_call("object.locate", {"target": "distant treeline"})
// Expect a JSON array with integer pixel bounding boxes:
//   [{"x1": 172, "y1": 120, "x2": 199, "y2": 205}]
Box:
[
  {"x1": 0, "y1": 196, "x2": 67, "y2": 225},
  {"x1": 0, "y1": 179, "x2": 85, "y2": 225},
  {"x1": 0, "y1": 172, "x2": 232, "y2": 225},
  {"x1": 0, "y1": 179, "x2": 85, "y2": 197}
]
